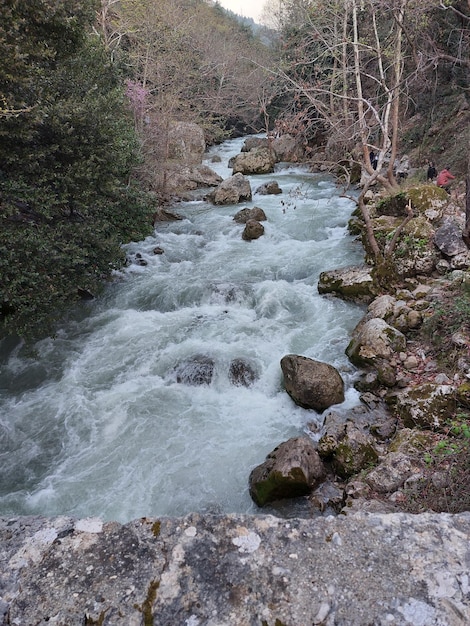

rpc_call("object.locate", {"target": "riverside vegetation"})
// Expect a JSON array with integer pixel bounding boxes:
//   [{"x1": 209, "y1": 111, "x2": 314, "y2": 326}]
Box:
[{"x1": 1, "y1": 0, "x2": 470, "y2": 515}]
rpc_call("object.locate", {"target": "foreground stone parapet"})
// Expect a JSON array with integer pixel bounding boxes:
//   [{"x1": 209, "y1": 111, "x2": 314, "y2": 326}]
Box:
[{"x1": 1, "y1": 512, "x2": 469, "y2": 625}]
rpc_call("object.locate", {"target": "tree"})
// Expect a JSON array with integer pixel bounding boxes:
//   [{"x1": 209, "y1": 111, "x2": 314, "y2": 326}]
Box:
[
  {"x1": 0, "y1": 0, "x2": 153, "y2": 338},
  {"x1": 269, "y1": 0, "x2": 417, "y2": 264}
]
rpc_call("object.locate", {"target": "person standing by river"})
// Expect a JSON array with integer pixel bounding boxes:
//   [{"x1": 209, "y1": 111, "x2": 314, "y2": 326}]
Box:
[{"x1": 436, "y1": 166, "x2": 455, "y2": 193}]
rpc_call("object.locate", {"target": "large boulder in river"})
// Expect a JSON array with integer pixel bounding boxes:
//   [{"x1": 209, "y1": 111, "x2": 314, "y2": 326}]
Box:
[
  {"x1": 231, "y1": 147, "x2": 276, "y2": 175},
  {"x1": 255, "y1": 181, "x2": 282, "y2": 195},
  {"x1": 249, "y1": 436, "x2": 326, "y2": 506},
  {"x1": 242, "y1": 220, "x2": 264, "y2": 241},
  {"x1": 280, "y1": 354, "x2": 345, "y2": 412},
  {"x1": 228, "y1": 359, "x2": 258, "y2": 387},
  {"x1": 233, "y1": 207, "x2": 267, "y2": 224},
  {"x1": 167, "y1": 121, "x2": 206, "y2": 165},
  {"x1": 161, "y1": 164, "x2": 223, "y2": 195},
  {"x1": 206, "y1": 173, "x2": 252, "y2": 205}
]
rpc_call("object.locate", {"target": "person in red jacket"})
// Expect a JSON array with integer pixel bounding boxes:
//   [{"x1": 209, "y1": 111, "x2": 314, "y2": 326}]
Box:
[{"x1": 436, "y1": 166, "x2": 455, "y2": 193}]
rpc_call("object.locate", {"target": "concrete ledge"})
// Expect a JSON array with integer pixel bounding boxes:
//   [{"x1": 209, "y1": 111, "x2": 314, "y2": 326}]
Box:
[{"x1": 1, "y1": 512, "x2": 469, "y2": 625}]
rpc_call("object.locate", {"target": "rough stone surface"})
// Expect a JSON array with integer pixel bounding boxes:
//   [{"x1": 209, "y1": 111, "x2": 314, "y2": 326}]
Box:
[
  {"x1": 394, "y1": 383, "x2": 458, "y2": 430},
  {"x1": 280, "y1": 354, "x2": 345, "y2": 412},
  {"x1": 166, "y1": 121, "x2": 206, "y2": 165},
  {"x1": 242, "y1": 219, "x2": 264, "y2": 240},
  {"x1": 232, "y1": 147, "x2": 276, "y2": 175},
  {"x1": 206, "y1": 172, "x2": 252, "y2": 205},
  {"x1": 233, "y1": 206, "x2": 267, "y2": 223},
  {"x1": 318, "y1": 264, "x2": 377, "y2": 303},
  {"x1": 1, "y1": 513, "x2": 469, "y2": 626},
  {"x1": 249, "y1": 437, "x2": 326, "y2": 506},
  {"x1": 346, "y1": 318, "x2": 407, "y2": 366},
  {"x1": 434, "y1": 219, "x2": 468, "y2": 257}
]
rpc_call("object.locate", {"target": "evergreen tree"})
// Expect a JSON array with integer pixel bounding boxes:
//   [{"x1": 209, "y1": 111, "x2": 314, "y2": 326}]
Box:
[{"x1": 0, "y1": 0, "x2": 153, "y2": 338}]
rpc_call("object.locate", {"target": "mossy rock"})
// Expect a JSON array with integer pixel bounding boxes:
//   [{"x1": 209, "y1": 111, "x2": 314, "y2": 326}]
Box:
[
  {"x1": 376, "y1": 192, "x2": 408, "y2": 217},
  {"x1": 457, "y1": 381, "x2": 470, "y2": 409},
  {"x1": 407, "y1": 185, "x2": 448, "y2": 221}
]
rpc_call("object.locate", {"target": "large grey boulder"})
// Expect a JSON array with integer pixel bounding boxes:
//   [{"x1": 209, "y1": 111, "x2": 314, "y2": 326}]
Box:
[
  {"x1": 206, "y1": 172, "x2": 252, "y2": 205},
  {"x1": 232, "y1": 147, "x2": 276, "y2": 175},
  {"x1": 280, "y1": 354, "x2": 345, "y2": 412},
  {"x1": 394, "y1": 383, "x2": 457, "y2": 430},
  {"x1": 249, "y1": 436, "x2": 326, "y2": 506},
  {"x1": 272, "y1": 134, "x2": 305, "y2": 162},
  {"x1": 434, "y1": 219, "x2": 468, "y2": 257},
  {"x1": 2, "y1": 513, "x2": 469, "y2": 625},
  {"x1": 167, "y1": 121, "x2": 206, "y2": 165},
  {"x1": 346, "y1": 318, "x2": 406, "y2": 367},
  {"x1": 255, "y1": 180, "x2": 282, "y2": 195},
  {"x1": 318, "y1": 264, "x2": 377, "y2": 303}
]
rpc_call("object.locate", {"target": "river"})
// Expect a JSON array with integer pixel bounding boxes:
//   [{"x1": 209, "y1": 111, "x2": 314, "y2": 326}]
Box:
[{"x1": 0, "y1": 136, "x2": 365, "y2": 522}]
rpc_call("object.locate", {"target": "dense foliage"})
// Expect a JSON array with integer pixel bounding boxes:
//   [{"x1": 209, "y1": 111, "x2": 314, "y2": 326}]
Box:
[{"x1": 0, "y1": 0, "x2": 154, "y2": 338}]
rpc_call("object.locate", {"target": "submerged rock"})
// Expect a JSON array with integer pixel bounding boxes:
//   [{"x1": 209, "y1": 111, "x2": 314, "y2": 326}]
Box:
[{"x1": 173, "y1": 355, "x2": 215, "y2": 386}]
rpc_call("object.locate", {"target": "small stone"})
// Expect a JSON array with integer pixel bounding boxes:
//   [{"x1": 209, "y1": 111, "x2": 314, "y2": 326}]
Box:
[{"x1": 403, "y1": 355, "x2": 419, "y2": 370}]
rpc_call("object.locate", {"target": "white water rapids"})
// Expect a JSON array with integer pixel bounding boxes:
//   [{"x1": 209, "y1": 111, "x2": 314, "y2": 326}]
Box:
[{"x1": 0, "y1": 136, "x2": 366, "y2": 522}]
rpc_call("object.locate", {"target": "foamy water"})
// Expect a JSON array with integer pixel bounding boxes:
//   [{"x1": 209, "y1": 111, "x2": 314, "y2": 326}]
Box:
[{"x1": 0, "y1": 136, "x2": 365, "y2": 522}]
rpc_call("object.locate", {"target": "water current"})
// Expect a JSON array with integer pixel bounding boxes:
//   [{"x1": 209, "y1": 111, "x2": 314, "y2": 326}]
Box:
[{"x1": 0, "y1": 136, "x2": 366, "y2": 522}]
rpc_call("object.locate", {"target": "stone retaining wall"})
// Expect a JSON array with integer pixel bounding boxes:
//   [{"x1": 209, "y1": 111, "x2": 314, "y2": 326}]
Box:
[{"x1": 1, "y1": 512, "x2": 469, "y2": 625}]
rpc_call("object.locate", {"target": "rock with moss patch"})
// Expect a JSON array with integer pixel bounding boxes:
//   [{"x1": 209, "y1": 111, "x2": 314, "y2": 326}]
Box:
[
  {"x1": 318, "y1": 265, "x2": 377, "y2": 303},
  {"x1": 249, "y1": 437, "x2": 326, "y2": 506},
  {"x1": 394, "y1": 383, "x2": 457, "y2": 430},
  {"x1": 346, "y1": 318, "x2": 406, "y2": 367}
]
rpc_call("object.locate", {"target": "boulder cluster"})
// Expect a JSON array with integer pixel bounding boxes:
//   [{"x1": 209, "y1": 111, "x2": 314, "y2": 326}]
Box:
[
  {"x1": 249, "y1": 177, "x2": 470, "y2": 517},
  {"x1": 147, "y1": 124, "x2": 470, "y2": 517}
]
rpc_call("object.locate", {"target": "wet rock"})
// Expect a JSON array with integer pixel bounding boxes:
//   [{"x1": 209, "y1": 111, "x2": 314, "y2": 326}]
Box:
[
  {"x1": 153, "y1": 208, "x2": 184, "y2": 223},
  {"x1": 233, "y1": 207, "x2": 267, "y2": 223},
  {"x1": 153, "y1": 246, "x2": 164, "y2": 255},
  {"x1": 228, "y1": 359, "x2": 258, "y2": 387},
  {"x1": 249, "y1": 436, "x2": 326, "y2": 506},
  {"x1": 173, "y1": 355, "x2": 215, "y2": 386},
  {"x1": 255, "y1": 181, "x2": 282, "y2": 195},
  {"x1": 232, "y1": 147, "x2": 275, "y2": 175},
  {"x1": 242, "y1": 219, "x2": 264, "y2": 240},
  {"x1": 280, "y1": 354, "x2": 345, "y2": 412},
  {"x1": 206, "y1": 172, "x2": 252, "y2": 205}
]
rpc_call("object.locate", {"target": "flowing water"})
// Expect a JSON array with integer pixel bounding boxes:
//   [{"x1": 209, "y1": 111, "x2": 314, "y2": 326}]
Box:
[{"x1": 0, "y1": 136, "x2": 366, "y2": 522}]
